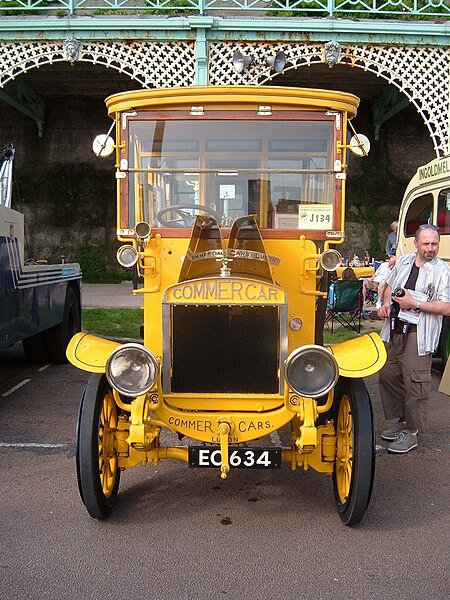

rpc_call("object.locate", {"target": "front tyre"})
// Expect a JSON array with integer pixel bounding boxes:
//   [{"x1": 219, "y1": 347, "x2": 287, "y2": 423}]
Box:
[
  {"x1": 76, "y1": 374, "x2": 120, "y2": 519},
  {"x1": 332, "y1": 377, "x2": 375, "y2": 526}
]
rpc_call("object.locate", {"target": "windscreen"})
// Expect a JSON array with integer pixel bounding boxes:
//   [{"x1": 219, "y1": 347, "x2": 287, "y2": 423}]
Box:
[
  {"x1": 178, "y1": 215, "x2": 275, "y2": 283},
  {"x1": 126, "y1": 117, "x2": 336, "y2": 232}
]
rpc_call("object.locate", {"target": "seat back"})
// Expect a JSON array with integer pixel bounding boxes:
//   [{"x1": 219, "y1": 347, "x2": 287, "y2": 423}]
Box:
[
  {"x1": 325, "y1": 279, "x2": 363, "y2": 334},
  {"x1": 333, "y1": 280, "x2": 363, "y2": 311}
]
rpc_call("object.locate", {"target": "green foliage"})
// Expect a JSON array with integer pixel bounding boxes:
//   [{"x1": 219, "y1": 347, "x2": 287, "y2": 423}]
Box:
[
  {"x1": 82, "y1": 308, "x2": 142, "y2": 340},
  {"x1": 93, "y1": 2, "x2": 195, "y2": 15},
  {"x1": 74, "y1": 244, "x2": 106, "y2": 282},
  {"x1": 143, "y1": 0, "x2": 195, "y2": 15},
  {"x1": 0, "y1": 0, "x2": 54, "y2": 15},
  {"x1": 266, "y1": 1, "x2": 446, "y2": 19},
  {"x1": 74, "y1": 244, "x2": 129, "y2": 283}
]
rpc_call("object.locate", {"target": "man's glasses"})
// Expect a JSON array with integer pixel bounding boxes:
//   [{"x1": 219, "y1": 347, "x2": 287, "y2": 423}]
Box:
[{"x1": 419, "y1": 224, "x2": 439, "y2": 231}]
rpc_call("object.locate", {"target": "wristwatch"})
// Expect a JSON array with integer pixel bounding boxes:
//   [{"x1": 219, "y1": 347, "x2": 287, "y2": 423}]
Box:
[{"x1": 415, "y1": 301, "x2": 421, "y2": 311}]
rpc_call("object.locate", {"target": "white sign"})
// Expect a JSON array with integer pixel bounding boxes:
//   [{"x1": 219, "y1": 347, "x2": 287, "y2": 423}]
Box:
[
  {"x1": 274, "y1": 214, "x2": 298, "y2": 229},
  {"x1": 298, "y1": 204, "x2": 333, "y2": 230},
  {"x1": 219, "y1": 184, "x2": 235, "y2": 200}
]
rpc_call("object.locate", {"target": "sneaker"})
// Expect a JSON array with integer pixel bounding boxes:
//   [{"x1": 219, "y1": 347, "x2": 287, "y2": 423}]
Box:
[
  {"x1": 387, "y1": 431, "x2": 418, "y2": 454},
  {"x1": 381, "y1": 421, "x2": 406, "y2": 441}
]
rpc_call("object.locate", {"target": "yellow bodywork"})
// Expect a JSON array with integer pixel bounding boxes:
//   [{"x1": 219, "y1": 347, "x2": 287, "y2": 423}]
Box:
[
  {"x1": 67, "y1": 333, "x2": 120, "y2": 373},
  {"x1": 70, "y1": 85, "x2": 386, "y2": 490},
  {"x1": 67, "y1": 328, "x2": 386, "y2": 478},
  {"x1": 67, "y1": 330, "x2": 385, "y2": 381},
  {"x1": 328, "y1": 332, "x2": 386, "y2": 378}
]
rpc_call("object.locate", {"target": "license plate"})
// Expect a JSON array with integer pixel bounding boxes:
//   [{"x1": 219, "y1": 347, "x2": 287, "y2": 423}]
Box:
[{"x1": 189, "y1": 446, "x2": 281, "y2": 469}]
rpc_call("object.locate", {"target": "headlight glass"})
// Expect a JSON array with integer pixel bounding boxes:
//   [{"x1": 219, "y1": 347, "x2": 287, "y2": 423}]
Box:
[
  {"x1": 285, "y1": 345, "x2": 338, "y2": 398},
  {"x1": 117, "y1": 244, "x2": 138, "y2": 268},
  {"x1": 320, "y1": 249, "x2": 342, "y2": 272},
  {"x1": 135, "y1": 221, "x2": 151, "y2": 241},
  {"x1": 106, "y1": 344, "x2": 159, "y2": 397}
]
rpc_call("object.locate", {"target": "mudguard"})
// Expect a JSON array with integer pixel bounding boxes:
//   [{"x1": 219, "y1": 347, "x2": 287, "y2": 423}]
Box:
[
  {"x1": 328, "y1": 332, "x2": 386, "y2": 378},
  {"x1": 66, "y1": 332, "x2": 120, "y2": 373}
]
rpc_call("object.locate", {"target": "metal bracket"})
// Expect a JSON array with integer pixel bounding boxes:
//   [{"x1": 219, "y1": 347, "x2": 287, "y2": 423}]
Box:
[
  {"x1": 0, "y1": 81, "x2": 45, "y2": 138},
  {"x1": 295, "y1": 397, "x2": 318, "y2": 451},
  {"x1": 373, "y1": 87, "x2": 410, "y2": 140}
]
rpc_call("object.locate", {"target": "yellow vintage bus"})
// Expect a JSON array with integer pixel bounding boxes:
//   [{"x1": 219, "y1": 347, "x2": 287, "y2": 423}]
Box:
[
  {"x1": 396, "y1": 155, "x2": 450, "y2": 362},
  {"x1": 68, "y1": 86, "x2": 386, "y2": 525}
]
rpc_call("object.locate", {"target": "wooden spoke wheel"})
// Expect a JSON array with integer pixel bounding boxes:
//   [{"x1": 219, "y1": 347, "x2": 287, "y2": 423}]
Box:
[
  {"x1": 332, "y1": 377, "x2": 375, "y2": 526},
  {"x1": 76, "y1": 374, "x2": 120, "y2": 519}
]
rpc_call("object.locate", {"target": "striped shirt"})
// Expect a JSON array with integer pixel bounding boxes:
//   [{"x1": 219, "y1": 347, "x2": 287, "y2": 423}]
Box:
[{"x1": 380, "y1": 252, "x2": 450, "y2": 355}]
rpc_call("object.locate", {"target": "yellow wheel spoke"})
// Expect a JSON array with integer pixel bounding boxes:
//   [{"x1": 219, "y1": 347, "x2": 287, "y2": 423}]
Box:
[
  {"x1": 335, "y1": 392, "x2": 354, "y2": 504},
  {"x1": 97, "y1": 391, "x2": 118, "y2": 498}
]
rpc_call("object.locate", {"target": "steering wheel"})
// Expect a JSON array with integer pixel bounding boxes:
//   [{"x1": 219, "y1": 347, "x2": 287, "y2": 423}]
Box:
[{"x1": 156, "y1": 204, "x2": 220, "y2": 228}]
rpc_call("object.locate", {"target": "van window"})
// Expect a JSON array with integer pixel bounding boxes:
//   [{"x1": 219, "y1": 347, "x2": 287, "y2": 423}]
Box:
[
  {"x1": 437, "y1": 188, "x2": 450, "y2": 234},
  {"x1": 404, "y1": 193, "x2": 433, "y2": 237}
]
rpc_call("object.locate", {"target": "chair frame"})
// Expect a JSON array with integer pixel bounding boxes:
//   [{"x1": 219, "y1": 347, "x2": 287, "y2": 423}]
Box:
[{"x1": 325, "y1": 279, "x2": 363, "y2": 334}]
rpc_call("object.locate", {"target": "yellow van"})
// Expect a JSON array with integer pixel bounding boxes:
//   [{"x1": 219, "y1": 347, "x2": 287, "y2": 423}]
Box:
[{"x1": 68, "y1": 86, "x2": 386, "y2": 525}]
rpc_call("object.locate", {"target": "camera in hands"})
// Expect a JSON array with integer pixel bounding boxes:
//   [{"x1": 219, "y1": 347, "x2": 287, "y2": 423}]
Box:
[{"x1": 392, "y1": 287, "x2": 405, "y2": 298}]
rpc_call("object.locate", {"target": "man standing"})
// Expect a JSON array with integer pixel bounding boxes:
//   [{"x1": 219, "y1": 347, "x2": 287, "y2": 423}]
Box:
[
  {"x1": 363, "y1": 255, "x2": 396, "y2": 303},
  {"x1": 378, "y1": 225, "x2": 450, "y2": 453},
  {"x1": 385, "y1": 221, "x2": 398, "y2": 257}
]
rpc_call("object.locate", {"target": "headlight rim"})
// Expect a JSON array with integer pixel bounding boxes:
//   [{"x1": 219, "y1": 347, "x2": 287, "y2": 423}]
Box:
[
  {"x1": 320, "y1": 249, "x2": 342, "y2": 272},
  {"x1": 285, "y1": 344, "x2": 339, "y2": 399},
  {"x1": 116, "y1": 244, "x2": 139, "y2": 268},
  {"x1": 106, "y1": 342, "x2": 159, "y2": 398}
]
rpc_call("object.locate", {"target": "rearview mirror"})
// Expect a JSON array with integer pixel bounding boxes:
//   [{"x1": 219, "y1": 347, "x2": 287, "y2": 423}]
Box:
[{"x1": 349, "y1": 133, "x2": 370, "y2": 157}]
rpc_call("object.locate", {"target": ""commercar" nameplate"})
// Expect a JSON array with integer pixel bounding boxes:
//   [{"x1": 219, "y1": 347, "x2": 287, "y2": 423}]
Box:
[{"x1": 164, "y1": 278, "x2": 286, "y2": 305}]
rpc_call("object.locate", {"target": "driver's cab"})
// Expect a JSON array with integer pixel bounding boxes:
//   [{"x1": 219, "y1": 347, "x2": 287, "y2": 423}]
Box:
[
  {"x1": 109, "y1": 86, "x2": 358, "y2": 242},
  {"x1": 105, "y1": 86, "x2": 362, "y2": 348}
]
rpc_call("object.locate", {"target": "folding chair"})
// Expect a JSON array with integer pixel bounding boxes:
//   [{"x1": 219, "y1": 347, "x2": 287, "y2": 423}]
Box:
[{"x1": 325, "y1": 279, "x2": 363, "y2": 333}]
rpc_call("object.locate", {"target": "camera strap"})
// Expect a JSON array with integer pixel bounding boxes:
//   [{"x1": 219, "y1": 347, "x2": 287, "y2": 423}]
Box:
[{"x1": 390, "y1": 262, "x2": 420, "y2": 344}]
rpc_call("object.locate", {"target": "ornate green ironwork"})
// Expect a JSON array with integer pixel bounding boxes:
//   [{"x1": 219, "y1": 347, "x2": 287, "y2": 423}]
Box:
[
  {"x1": 0, "y1": 0, "x2": 449, "y2": 17},
  {"x1": 0, "y1": 81, "x2": 45, "y2": 137}
]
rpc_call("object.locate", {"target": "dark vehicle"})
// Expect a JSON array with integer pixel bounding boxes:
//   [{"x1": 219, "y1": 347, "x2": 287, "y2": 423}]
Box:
[{"x1": 0, "y1": 144, "x2": 82, "y2": 362}]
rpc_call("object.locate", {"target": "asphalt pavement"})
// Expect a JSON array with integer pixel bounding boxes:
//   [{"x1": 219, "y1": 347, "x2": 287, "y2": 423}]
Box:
[
  {"x1": 82, "y1": 281, "x2": 143, "y2": 308},
  {"x1": 1, "y1": 285, "x2": 448, "y2": 599}
]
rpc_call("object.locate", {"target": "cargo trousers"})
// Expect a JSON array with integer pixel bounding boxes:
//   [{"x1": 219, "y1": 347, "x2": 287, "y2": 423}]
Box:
[{"x1": 378, "y1": 331, "x2": 432, "y2": 431}]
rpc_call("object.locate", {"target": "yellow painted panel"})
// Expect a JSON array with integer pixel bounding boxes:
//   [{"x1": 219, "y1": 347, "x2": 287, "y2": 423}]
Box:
[
  {"x1": 66, "y1": 332, "x2": 120, "y2": 373},
  {"x1": 328, "y1": 332, "x2": 387, "y2": 378},
  {"x1": 155, "y1": 403, "x2": 294, "y2": 444},
  {"x1": 106, "y1": 85, "x2": 359, "y2": 118},
  {"x1": 336, "y1": 266, "x2": 374, "y2": 279}
]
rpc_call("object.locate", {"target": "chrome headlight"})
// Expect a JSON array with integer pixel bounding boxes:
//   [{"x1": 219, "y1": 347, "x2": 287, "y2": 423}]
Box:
[
  {"x1": 106, "y1": 343, "x2": 159, "y2": 397},
  {"x1": 320, "y1": 249, "x2": 342, "y2": 272},
  {"x1": 117, "y1": 244, "x2": 138, "y2": 268},
  {"x1": 285, "y1": 345, "x2": 338, "y2": 398}
]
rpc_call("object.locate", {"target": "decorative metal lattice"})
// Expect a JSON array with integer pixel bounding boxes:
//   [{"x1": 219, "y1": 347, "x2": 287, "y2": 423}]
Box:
[
  {"x1": 0, "y1": 40, "x2": 195, "y2": 89},
  {"x1": 0, "y1": 39, "x2": 449, "y2": 156},
  {"x1": 209, "y1": 41, "x2": 450, "y2": 157}
]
